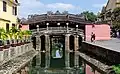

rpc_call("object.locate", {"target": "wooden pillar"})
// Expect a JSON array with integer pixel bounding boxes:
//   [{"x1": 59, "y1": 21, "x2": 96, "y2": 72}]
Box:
[
  {"x1": 65, "y1": 34, "x2": 70, "y2": 68},
  {"x1": 36, "y1": 52, "x2": 41, "y2": 66},
  {"x1": 36, "y1": 36, "x2": 41, "y2": 51},
  {"x1": 36, "y1": 36, "x2": 41, "y2": 66},
  {"x1": 74, "y1": 35, "x2": 79, "y2": 67},
  {"x1": 45, "y1": 35, "x2": 50, "y2": 68}
]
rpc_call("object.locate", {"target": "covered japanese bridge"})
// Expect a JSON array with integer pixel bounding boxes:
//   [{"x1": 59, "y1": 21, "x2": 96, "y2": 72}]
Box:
[{"x1": 0, "y1": 12, "x2": 119, "y2": 74}]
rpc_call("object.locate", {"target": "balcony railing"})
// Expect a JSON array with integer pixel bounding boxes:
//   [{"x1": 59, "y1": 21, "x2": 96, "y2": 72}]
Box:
[{"x1": 31, "y1": 27, "x2": 84, "y2": 37}]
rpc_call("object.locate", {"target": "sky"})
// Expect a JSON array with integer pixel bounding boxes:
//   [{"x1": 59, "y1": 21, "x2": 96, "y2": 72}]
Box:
[{"x1": 19, "y1": 0, "x2": 108, "y2": 18}]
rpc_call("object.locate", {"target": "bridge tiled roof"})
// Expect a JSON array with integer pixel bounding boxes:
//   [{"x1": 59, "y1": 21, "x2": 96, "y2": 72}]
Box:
[{"x1": 27, "y1": 14, "x2": 92, "y2": 24}]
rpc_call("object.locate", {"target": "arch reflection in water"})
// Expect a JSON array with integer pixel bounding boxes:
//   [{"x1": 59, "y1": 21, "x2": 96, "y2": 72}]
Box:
[{"x1": 51, "y1": 37, "x2": 64, "y2": 59}]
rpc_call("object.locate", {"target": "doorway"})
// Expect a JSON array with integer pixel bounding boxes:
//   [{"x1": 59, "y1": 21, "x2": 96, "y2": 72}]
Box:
[{"x1": 50, "y1": 35, "x2": 65, "y2": 68}]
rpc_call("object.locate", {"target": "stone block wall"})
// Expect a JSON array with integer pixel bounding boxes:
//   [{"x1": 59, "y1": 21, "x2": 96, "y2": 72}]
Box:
[{"x1": 0, "y1": 41, "x2": 33, "y2": 64}]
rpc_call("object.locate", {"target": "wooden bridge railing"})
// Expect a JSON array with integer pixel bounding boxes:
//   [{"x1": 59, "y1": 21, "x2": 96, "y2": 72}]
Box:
[{"x1": 31, "y1": 27, "x2": 84, "y2": 36}]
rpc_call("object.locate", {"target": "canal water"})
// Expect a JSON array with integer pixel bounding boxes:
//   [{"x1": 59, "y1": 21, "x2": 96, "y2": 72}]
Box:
[
  {"x1": 28, "y1": 54, "x2": 84, "y2": 74},
  {"x1": 29, "y1": 67, "x2": 83, "y2": 74},
  {"x1": 29, "y1": 35, "x2": 84, "y2": 74}
]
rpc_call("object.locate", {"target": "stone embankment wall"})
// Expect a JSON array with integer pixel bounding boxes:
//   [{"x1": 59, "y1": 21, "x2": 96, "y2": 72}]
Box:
[{"x1": 0, "y1": 41, "x2": 37, "y2": 74}]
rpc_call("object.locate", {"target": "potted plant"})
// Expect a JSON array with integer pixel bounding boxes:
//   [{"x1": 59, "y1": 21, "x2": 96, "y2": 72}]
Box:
[
  {"x1": 24, "y1": 30, "x2": 32, "y2": 51},
  {"x1": 0, "y1": 28, "x2": 10, "y2": 50},
  {"x1": 0, "y1": 28, "x2": 10, "y2": 61}
]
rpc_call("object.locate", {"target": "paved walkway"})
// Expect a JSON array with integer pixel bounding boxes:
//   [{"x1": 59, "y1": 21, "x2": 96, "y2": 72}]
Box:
[{"x1": 86, "y1": 38, "x2": 120, "y2": 53}]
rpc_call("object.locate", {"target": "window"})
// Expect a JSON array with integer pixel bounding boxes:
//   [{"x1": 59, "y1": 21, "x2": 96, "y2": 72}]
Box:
[
  {"x1": 12, "y1": 6, "x2": 17, "y2": 15},
  {"x1": 15, "y1": 7, "x2": 17, "y2": 15},
  {"x1": 3, "y1": 1, "x2": 7, "y2": 12},
  {"x1": 6, "y1": 23, "x2": 9, "y2": 32},
  {"x1": 12, "y1": 6, "x2": 15, "y2": 15},
  {"x1": 12, "y1": 24, "x2": 15, "y2": 27}
]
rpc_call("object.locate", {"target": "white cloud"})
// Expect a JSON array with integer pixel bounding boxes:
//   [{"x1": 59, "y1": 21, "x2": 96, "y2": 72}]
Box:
[
  {"x1": 92, "y1": 3, "x2": 106, "y2": 8},
  {"x1": 19, "y1": 0, "x2": 79, "y2": 18},
  {"x1": 46, "y1": 3, "x2": 75, "y2": 10}
]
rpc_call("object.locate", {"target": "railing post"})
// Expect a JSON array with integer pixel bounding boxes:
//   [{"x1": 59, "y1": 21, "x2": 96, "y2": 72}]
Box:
[
  {"x1": 46, "y1": 23, "x2": 49, "y2": 31},
  {"x1": 57, "y1": 23, "x2": 60, "y2": 30},
  {"x1": 36, "y1": 25, "x2": 39, "y2": 32},
  {"x1": 76, "y1": 25, "x2": 78, "y2": 32},
  {"x1": 66, "y1": 23, "x2": 69, "y2": 33}
]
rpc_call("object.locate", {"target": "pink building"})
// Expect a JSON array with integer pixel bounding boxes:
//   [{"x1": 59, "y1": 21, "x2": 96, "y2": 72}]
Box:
[
  {"x1": 85, "y1": 24, "x2": 111, "y2": 41},
  {"x1": 20, "y1": 24, "x2": 29, "y2": 31}
]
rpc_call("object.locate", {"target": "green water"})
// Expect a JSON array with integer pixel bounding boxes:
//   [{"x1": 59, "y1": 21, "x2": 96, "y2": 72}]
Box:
[{"x1": 29, "y1": 66, "x2": 84, "y2": 74}]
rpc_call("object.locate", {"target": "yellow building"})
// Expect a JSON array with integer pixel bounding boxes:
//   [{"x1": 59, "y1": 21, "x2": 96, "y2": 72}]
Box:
[
  {"x1": 105, "y1": 0, "x2": 120, "y2": 12},
  {"x1": 98, "y1": 0, "x2": 120, "y2": 24},
  {"x1": 0, "y1": 0, "x2": 19, "y2": 31}
]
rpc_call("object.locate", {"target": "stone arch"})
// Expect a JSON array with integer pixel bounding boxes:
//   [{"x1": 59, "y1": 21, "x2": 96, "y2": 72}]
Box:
[
  {"x1": 40, "y1": 35, "x2": 46, "y2": 67},
  {"x1": 69, "y1": 35, "x2": 75, "y2": 67},
  {"x1": 78, "y1": 35, "x2": 83, "y2": 51},
  {"x1": 31, "y1": 36, "x2": 36, "y2": 49},
  {"x1": 40, "y1": 35, "x2": 45, "y2": 51},
  {"x1": 69, "y1": 35, "x2": 75, "y2": 51}
]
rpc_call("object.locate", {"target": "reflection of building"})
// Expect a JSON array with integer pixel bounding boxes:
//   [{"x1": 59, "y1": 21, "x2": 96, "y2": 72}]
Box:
[
  {"x1": 99, "y1": 0, "x2": 120, "y2": 24},
  {"x1": 0, "y1": 0, "x2": 19, "y2": 31},
  {"x1": 51, "y1": 36, "x2": 64, "y2": 58}
]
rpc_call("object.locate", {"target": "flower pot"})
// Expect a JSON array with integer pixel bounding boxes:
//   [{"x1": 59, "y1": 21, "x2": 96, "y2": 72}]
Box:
[
  {"x1": 11, "y1": 40, "x2": 17, "y2": 47},
  {"x1": 0, "y1": 46, "x2": 4, "y2": 51}
]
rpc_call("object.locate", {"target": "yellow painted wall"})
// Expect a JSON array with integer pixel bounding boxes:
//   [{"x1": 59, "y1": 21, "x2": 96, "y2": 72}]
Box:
[
  {"x1": 0, "y1": 20, "x2": 10, "y2": 30},
  {"x1": 0, "y1": 0, "x2": 18, "y2": 30}
]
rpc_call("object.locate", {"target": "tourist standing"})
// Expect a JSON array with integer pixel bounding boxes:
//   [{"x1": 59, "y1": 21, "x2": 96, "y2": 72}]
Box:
[{"x1": 91, "y1": 32, "x2": 96, "y2": 42}]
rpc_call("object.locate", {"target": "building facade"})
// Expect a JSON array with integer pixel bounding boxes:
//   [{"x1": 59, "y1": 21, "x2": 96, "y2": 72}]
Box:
[
  {"x1": 0, "y1": 0, "x2": 19, "y2": 31},
  {"x1": 99, "y1": 0, "x2": 120, "y2": 24}
]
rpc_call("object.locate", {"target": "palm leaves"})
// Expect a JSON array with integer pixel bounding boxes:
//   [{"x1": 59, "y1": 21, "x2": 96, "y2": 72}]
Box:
[
  {"x1": 0, "y1": 28, "x2": 8, "y2": 40},
  {"x1": 0, "y1": 27, "x2": 32, "y2": 41}
]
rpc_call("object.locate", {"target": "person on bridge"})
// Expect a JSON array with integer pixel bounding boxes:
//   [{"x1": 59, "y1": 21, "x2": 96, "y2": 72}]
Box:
[{"x1": 91, "y1": 32, "x2": 96, "y2": 42}]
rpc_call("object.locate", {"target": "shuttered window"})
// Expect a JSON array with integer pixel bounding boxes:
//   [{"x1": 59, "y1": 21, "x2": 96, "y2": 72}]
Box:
[{"x1": 3, "y1": 1, "x2": 7, "y2": 12}]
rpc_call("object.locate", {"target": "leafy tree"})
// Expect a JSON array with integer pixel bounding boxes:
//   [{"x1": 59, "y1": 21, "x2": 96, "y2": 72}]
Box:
[
  {"x1": 113, "y1": 64, "x2": 120, "y2": 74},
  {"x1": 81, "y1": 11, "x2": 97, "y2": 22},
  {"x1": 112, "y1": 7, "x2": 120, "y2": 29},
  {"x1": 112, "y1": 7, "x2": 120, "y2": 20}
]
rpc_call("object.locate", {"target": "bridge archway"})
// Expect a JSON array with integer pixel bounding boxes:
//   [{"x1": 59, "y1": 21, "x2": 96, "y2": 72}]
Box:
[
  {"x1": 69, "y1": 35, "x2": 75, "y2": 67},
  {"x1": 32, "y1": 36, "x2": 36, "y2": 49},
  {"x1": 40, "y1": 35, "x2": 46, "y2": 67},
  {"x1": 50, "y1": 35, "x2": 65, "y2": 68}
]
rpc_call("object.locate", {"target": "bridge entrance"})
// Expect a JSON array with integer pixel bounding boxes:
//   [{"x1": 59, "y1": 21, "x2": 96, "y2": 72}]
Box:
[
  {"x1": 31, "y1": 25, "x2": 84, "y2": 74},
  {"x1": 50, "y1": 35, "x2": 65, "y2": 68}
]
